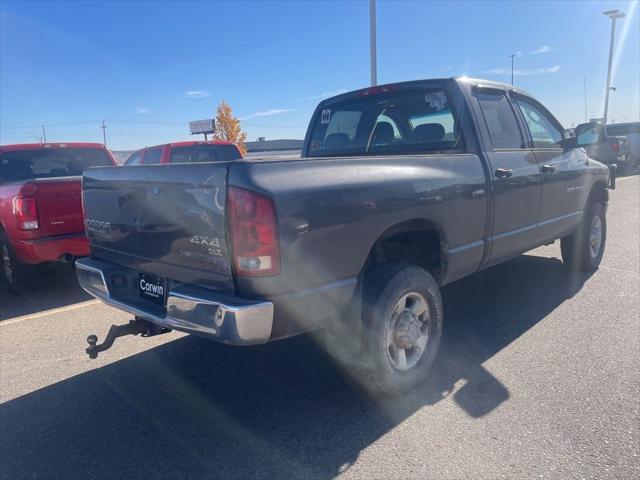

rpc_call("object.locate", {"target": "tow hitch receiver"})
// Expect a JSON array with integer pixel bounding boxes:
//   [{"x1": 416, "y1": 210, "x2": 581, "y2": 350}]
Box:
[{"x1": 86, "y1": 317, "x2": 171, "y2": 359}]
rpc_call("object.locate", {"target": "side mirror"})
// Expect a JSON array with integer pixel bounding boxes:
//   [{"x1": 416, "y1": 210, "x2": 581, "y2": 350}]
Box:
[{"x1": 573, "y1": 122, "x2": 606, "y2": 147}]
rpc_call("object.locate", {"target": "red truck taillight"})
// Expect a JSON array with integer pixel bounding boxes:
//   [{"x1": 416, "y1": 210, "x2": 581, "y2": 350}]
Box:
[
  {"x1": 609, "y1": 140, "x2": 620, "y2": 153},
  {"x1": 227, "y1": 187, "x2": 280, "y2": 276},
  {"x1": 13, "y1": 196, "x2": 39, "y2": 230}
]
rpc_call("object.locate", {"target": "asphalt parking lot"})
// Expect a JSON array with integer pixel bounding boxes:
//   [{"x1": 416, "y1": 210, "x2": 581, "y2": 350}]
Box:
[{"x1": 1, "y1": 175, "x2": 638, "y2": 479}]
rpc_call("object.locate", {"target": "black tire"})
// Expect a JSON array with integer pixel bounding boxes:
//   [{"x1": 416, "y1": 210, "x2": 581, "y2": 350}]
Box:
[
  {"x1": 0, "y1": 232, "x2": 32, "y2": 294},
  {"x1": 561, "y1": 202, "x2": 606, "y2": 271},
  {"x1": 618, "y1": 160, "x2": 636, "y2": 175},
  {"x1": 358, "y1": 264, "x2": 443, "y2": 395}
]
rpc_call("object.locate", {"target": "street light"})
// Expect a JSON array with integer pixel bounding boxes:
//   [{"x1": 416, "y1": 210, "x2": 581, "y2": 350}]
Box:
[
  {"x1": 509, "y1": 54, "x2": 516, "y2": 85},
  {"x1": 370, "y1": 0, "x2": 377, "y2": 86},
  {"x1": 602, "y1": 9, "x2": 626, "y2": 125}
]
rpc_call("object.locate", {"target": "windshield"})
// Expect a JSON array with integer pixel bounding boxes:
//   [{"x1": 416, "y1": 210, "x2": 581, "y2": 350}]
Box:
[
  {"x1": 308, "y1": 87, "x2": 465, "y2": 157},
  {"x1": 0, "y1": 148, "x2": 113, "y2": 183}
]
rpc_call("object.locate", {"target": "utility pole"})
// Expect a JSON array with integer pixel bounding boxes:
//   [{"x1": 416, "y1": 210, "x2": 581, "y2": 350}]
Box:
[
  {"x1": 602, "y1": 9, "x2": 625, "y2": 124},
  {"x1": 369, "y1": 0, "x2": 377, "y2": 86},
  {"x1": 41, "y1": 125, "x2": 47, "y2": 143},
  {"x1": 509, "y1": 54, "x2": 516, "y2": 86},
  {"x1": 101, "y1": 120, "x2": 107, "y2": 146}
]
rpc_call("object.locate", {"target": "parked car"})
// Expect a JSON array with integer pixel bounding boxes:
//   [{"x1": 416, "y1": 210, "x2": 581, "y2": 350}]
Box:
[
  {"x1": 607, "y1": 122, "x2": 640, "y2": 171},
  {"x1": 123, "y1": 140, "x2": 242, "y2": 165},
  {"x1": 0, "y1": 142, "x2": 117, "y2": 292},
  {"x1": 576, "y1": 121, "x2": 632, "y2": 172},
  {"x1": 76, "y1": 78, "x2": 613, "y2": 395}
]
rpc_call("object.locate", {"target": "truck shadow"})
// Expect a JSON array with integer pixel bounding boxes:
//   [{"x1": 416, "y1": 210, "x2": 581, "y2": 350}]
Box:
[
  {"x1": 0, "y1": 253, "x2": 593, "y2": 479},
  {"x1": 0, "y1": 264, "x2": 91, "y2": 321}
]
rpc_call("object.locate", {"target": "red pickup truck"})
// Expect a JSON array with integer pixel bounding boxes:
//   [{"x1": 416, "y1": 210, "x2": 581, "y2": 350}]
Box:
[
  {"x1": 0, "y1": 142, "x2": 117, "y2": 292},
  {"x1": 123, "y1": 140, "x2": 242, "y2": 165}
]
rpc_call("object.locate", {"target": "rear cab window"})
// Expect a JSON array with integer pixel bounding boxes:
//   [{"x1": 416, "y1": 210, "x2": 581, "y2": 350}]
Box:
[
  {"x1": 307, "y1": 84, "x2": 466, "y2": 157},
  {"x1": 169, "y1": 145, "x2": 242, "y2": 164},
  {"x1": 142, "y1": 148, "x2": 162, "y2": 164},
  {"x1": 0, "y1": 147, "x2": 113, "y2": 183},
  {"x1": 607, "y1": 124, "x2": 640, "y2": 136},
  {"x1": 125, "y1": 151, "x2": 142, "y2": 165}
]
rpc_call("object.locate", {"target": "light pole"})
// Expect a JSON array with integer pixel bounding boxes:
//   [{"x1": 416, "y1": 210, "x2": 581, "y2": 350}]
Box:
[
  {"x1": 602, "y1": 9, "x2": 625, "y2": 124},
  {"x1": 509, "y1": 54, "x2": 516, "y2": 85},
  {"x1": 370, "y1": 0, "x2": 377, "y2": 86}
]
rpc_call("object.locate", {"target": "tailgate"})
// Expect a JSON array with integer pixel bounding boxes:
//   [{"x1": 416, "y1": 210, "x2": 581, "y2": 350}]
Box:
[
  {"x1": 82, "y1": 163, "x2": 234, "y2": 294},
  {"x1": 34, "y1": 177, "x2": 84, "y2": 237}
]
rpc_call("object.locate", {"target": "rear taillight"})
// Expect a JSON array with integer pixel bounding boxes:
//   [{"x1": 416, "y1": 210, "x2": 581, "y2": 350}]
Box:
[
  {"x1": 610, "y1": 140, "x2": 620, "y2": 153},
  {"x1": 227, "y1": 187, "x2": 280, "y2": 276},
  {"x1": 13, "y1": 196, "x2": 39, "y2": 230}
]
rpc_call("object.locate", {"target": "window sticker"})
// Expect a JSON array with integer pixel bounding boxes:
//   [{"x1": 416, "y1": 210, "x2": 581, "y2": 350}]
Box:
[
  {"x1": 310, "y1": 140, "x2": 321, "y2": 151},
  {"x1": 425, "y1": 91, "x2": 447, "y2": 111},
  {"x1": 321, "y1": 109, "x2": 331, "y2": 124}
]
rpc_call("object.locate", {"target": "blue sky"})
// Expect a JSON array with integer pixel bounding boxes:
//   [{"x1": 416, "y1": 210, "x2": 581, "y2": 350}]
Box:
[{"x1": 1, "y1": 0, "x2": 638, "y2": 150}]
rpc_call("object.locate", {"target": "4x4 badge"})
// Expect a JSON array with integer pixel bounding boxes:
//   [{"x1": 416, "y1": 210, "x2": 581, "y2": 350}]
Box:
[{"x1": 190, "y1": 235, "x2": 221, "y2": 248}]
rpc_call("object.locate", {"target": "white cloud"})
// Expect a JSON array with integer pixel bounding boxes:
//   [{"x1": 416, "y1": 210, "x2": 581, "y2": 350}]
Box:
[
  {"x1": 530, "y1": 45, "x2": 559, "y2": 55},
  {"x1": 184, "y1": 90, "x2": 210, "y2": 99},
  {"x1": 483, "y1": 65, "x2": 561, "y2": 76},
  {"x1": 239, "y1": 108, "x2": 294, "y2": 121},
  {"x1": 135, "y1": 107, "x2": 150, "y2": 115},
  {"x1": 296, "y1": 89, "x2": 347, "y2": 103}
]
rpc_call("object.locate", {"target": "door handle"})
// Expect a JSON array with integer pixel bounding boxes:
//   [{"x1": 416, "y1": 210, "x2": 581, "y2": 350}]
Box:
[
  {"x1": 494, "y1": 168, "x2": 513, "y2": 178},
  {"x1": 540, "y1": 164, "x2": 557, "y2": 173}
]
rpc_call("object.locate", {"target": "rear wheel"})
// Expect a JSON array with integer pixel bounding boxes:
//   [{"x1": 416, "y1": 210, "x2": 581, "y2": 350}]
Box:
[
  {"x1": 358, "y1": 264, "x2": 443, "y2": 395},
  {"x1": 561, "y1": 202, "x2": 606, "y2": 271},
  {"x1": 0, "y1": 232, "x2": 32, "y2": 294}
]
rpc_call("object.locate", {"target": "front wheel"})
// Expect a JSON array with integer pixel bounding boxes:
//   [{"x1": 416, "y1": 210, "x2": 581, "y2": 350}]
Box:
[
  {"x1": 359, "y1": 264, "x2": 443, "y2": 395},
  {"x1": 561, "y1": 202, "x2": 607, "y2": 271}
]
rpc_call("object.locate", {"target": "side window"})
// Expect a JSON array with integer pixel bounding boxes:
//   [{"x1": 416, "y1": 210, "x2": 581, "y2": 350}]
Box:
[
  {"x1": 476, "y1": 92, "x2": 524, "y2": 149},
  {"x1": 143, "y1": 148, "x2": 162, "y2": 164},
  {"x1": 515, "y1": 97, "x2": 563, "y2": 148},
  {"x1": 125, "y1": 152, "x2": 142, "y2": 165}
]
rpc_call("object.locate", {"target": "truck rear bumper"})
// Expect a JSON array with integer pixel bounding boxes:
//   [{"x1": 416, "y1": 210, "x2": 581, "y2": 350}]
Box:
[
  {"x1": 75, "y1": 257, "x2": 274, "y2": 345},
  {"x1": 15, "y1": 232, "x2": 90, "y2": 264}
]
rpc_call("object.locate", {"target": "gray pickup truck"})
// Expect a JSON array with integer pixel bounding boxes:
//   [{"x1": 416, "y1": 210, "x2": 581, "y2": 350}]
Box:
[{"x1": 77, "y1": 77, "x2": 614, "y2": 394}]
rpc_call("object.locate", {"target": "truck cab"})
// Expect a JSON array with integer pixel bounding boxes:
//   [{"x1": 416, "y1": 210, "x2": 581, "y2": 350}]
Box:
[{"x1": 123, "y1": 140, "x2": 242, "y2": 166}]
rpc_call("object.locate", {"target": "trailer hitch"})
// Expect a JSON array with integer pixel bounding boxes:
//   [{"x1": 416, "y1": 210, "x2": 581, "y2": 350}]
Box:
[{"x1": 86, "y1": 317, "x2": 171, "y2": 359}]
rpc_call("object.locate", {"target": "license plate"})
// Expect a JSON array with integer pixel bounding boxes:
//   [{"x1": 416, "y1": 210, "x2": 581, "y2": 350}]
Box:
[{"x1": 138, "y1": 273, "x2": 167, "y2": 306}]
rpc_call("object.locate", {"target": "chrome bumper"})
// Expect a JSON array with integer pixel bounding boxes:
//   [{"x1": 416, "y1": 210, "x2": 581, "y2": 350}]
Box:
[{"x1": 75, "y1": 258, "x2": 274, "y2": 345}]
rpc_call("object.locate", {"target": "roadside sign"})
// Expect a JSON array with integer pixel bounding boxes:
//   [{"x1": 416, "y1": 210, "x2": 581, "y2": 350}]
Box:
[{"x1": 189, "y1": 119, "x2": 215, "y2": 135}]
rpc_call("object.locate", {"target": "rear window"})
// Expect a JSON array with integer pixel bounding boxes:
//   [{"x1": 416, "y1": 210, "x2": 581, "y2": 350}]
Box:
[
  {"x1": 607, "y1": 124, "x2": 640, "y2": 136},
  {"x1": 0, "y1": 148, "x2": 113, "y2": 183},
  {"x1": 307, "y1": 87, "x2": 465, "y2": 157},
  {"x1": 169, "y1": 144, "x2": 241, "y2": 164}
]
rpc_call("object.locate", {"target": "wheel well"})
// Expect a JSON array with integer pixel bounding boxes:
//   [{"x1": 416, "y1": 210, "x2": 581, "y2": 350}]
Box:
[
  {"x1": 364, "y1": 220, "x2": 445, "y2": 282},
  {"x1": 588, "y1": 181, "x2": 609, "y2": 207}
]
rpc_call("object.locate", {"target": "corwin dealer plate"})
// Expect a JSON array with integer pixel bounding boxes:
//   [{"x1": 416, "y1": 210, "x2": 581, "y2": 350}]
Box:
[{"x1": 138, "y1": 272, "x2": 167, "y2": 306}]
